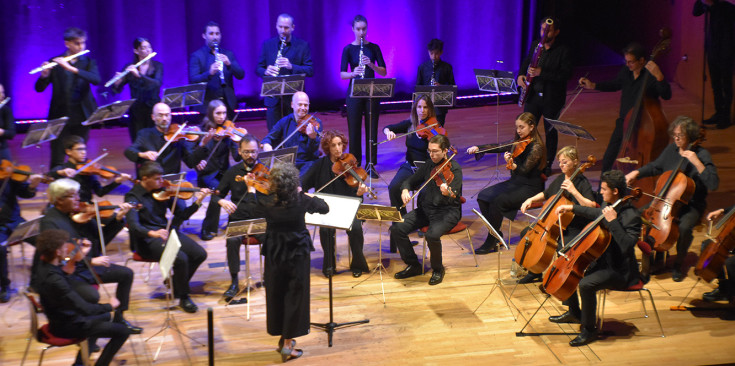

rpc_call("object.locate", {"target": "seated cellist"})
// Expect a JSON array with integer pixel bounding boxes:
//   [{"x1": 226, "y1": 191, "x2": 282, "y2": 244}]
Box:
[{"x1": 700, "y1": 206, "x2": 735, "y2": 303}]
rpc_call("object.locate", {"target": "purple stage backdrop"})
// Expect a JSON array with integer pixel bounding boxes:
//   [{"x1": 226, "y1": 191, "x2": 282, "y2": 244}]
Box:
[{"x1": 0, "y1": 0, "x2": 536, "y2": 119}]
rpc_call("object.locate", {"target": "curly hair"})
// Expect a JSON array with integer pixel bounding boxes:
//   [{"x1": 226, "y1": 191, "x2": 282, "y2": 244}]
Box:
[
  {"x1": 269, "y1": 161, "x2": 300, "y2": 205},
  {"x1": 668, "y1": 115, "x2": 701, "y2": 143},
  {"x1": 319, "y1": 130, "x2": 348, "y2": 156},
  {"x1": 37, "y1": 229, "x2": 71, "y2": 263}
]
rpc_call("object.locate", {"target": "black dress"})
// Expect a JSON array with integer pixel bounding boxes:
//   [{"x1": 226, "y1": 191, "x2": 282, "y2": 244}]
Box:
[
  {"x1": 247, "y1": 191, "x2": 328, "y2": 339},
  {"x1": 112, "y1": 60, "x2": 163, "y2": 142}
]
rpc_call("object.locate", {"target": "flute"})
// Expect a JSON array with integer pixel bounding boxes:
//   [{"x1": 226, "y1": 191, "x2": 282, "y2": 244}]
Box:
[
  {"x1": 0, "y1": 98, "x2": 9, "y2": 109},
  {"x1": 104, "y1": 52, "x2": 157, "y2": 88},
  {"x1": 29, "y1": 50, "x2": 90, "y2": 74}
]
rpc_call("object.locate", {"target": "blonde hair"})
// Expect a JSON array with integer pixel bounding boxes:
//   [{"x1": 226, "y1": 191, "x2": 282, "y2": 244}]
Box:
[{"x1": 556, "y1": 146, "x2": 579, "y2": 166}]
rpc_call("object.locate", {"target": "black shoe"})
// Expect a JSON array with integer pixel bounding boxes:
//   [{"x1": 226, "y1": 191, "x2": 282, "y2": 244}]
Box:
[
  {"x1": 549, "y1": 311, "x2": 581, "y2": 324},
  {"x1": 0, "y1": 288, "x2": 9, "y2": 303},
  {"x1": 703, "y1": 114, "x2": 720, "y2": 125},
  {"x1": 429, "y1": 270, "x2": 444, "y2": 285},
  {"x1": 394, "y1": 265, "x2": 422, "y2": 279},
  {"x1": 180, "y1": 297, "x2": 198, "y2": 313},
  {"x1": 672, "y1": 268, "x2": 685, "y2": 282},
  {"x1": 200, "y1": 231, "x2": 215, "y2": 241},
  {"x1": 569, "y1": 327, "x2": 598, "y2": 347},
  {"x1": 118, "y1": 318, "x2": 143, "y2": 334},
  {"x1": 223, "y1": 283, "x2": 239, "y2": 300},
  {"x1": 352, "y1": 269, "x2": 363, "y2": 278},
  {"x1": 475, "y1": 243, "x2": 498, "y2": 255},
  {"x1": 518, "y1": 272, "x2": 542, "y2": 284},
  {"x1": 717, "y1": 121, "x2": 732, "y2": 129},
  {"x1": 703, "y1": 288, "x2": 730, "y2": 302}
]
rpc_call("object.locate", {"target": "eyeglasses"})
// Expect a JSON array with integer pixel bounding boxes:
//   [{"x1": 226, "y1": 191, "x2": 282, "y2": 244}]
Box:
[
  {"x1": 672, "y1": 133, "x2": 686, "y2": 139},
  {"x1": 240, "y1": 150, "x2": 258, "y2": 155},
  {"x1": 61, "y1": 192, "x2": 79, "y2": 200},
  {"x1": 427, "y1": 149, "x2": 445, "y2": 155}
]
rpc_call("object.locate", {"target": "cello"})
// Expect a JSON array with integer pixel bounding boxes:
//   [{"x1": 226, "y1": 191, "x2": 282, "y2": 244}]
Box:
[
  {"x1": 695, "y1": 207, "x2": 735, "y2": 282},
  {"x1": 542, "y1": 188, "x2": 641, "y2": 301},
  {"x1": 515, "y1": 156, "x2": 596, "y2": 273}
]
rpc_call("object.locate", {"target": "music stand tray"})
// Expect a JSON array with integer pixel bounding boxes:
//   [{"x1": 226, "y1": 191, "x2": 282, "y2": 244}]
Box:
[
  {"x1": 260, "y1": 74, "x2": 306, "y2": 97},
  {"x1": 412, "y1": 85, "x2": 457, "y2": 107},
  {"x1": 22, "y1": 117, "x2": 68, "y2": 148},
  {"x1": 474, "y1": 69, "x2": 518, "y2": 94},
  {"x1": 82, "y1": 99, "x2": 136, "y2": 126},
  {"x1": 544, "y1": 118, "x2": 596, "y2": 141},
  {"x1": 354, "y1": 204, "x2": 402, "y2": 304},
  {"x1": 4, "y1": 216, "x2": 43, "y2": 246},
  {"x1": 162, "y1": 83, "x2": 207, "y2": 109},
  {"x1": 258, "y1": 146, "x2": 297, "y2": 170},
  {"x1": 350, "y1": 78, "x2": 396, "y2": 99}
]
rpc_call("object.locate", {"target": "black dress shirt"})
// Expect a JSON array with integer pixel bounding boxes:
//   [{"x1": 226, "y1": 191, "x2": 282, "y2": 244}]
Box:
[
  {"x1": 543, "y1": 174, "x2": 595, "y2": 232},
  {"x1": 384, "y1": 119, "x2": 430, "y2": 165},
  {"x1": 340, "y1": 42, "x2": 387, "y2": 94},
  {"x1": 124, "y1": 183, "x2": 200, "y2": 239},
  {"x1": 112, "y1": 60, "x2": 163, "y2": 108},
  {"x1": 416, "y1": 59, "x2": 455, "y2": 86},
  {"x1": 519, "y1": 40, "x2": 573, "y2": 106},
  {"x1": 212, "y1": 161, "x2": 260, "y2": 222},
  {"x1": 401, "y1": 159, "x2": 463, "y2": 213},
  {"x1": 595, "y1": 67, "x2": 672, "y2": 120},
  {"x1": 0, "y1": 105, "x2": 16, "y2": 150},
  {"x1": 188, "y1": 46, "x2": 245, "y2": 110},
  {"x1": 301, "y1": 156, "x2": 361, "y2": 197},
  {"x1": 48, "y1": 161, "x2": 121, "y2": 203},
  {"x1": 124, "y1": 127, "x2": 208, "y2": 175},
  {"x1": 256, "y1": 36, "x2": 314, "y2": 78}
]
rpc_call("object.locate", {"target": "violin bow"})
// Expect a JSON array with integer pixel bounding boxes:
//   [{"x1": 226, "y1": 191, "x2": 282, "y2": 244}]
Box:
[
  {"x1": 472, "y1": 137, "x2": 532, "y2": 155},
  {"x1": 273, "y1": 113, "x2": 318, "y2": 151},
  {"x1": 315, "y1": 166, "x2": 352, "y2": 194},
  {"x1": 156, "y1": 122, "x2": 188, "y2": 157},
  {"x1": 165, "y1": 172, "x2": 187, "y2": 233},
  {"x1": 400, "y1": 151, "x2": 457, "y2": 209},
  {"x1": 73, "y1": 152, "x2": 109, "y2": 176},
  {"x1": 557, "y1": 72, "x2": 589, "y2": 120},
  {"x1": 93, "y1": 200, "x2": 106, "y2": 257},
  {"x1": 374, "y1": 122, "x2": 439, "y2": 146}
]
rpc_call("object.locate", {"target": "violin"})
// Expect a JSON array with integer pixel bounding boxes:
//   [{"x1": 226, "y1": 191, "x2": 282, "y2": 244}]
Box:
[
  {"x1": 415, "y1": 117, "x2": 447, "y2": 140},
  {"x1": 236, "y1": 163, "x2": 271, "y2": 194},
  {"x1": 430, "y1": 147, "x2": 464, "y2": 203},
  {"x1": 75, "y1": 162, "x2": 124, "y2": 180},
  {"x1": 215, "y1": 120, "x2": 249, "y2": 142},
  {"x1": 60, "y1": 240, "x2": 86, "y2": 275},
  {"x1": 297, "y1": 114, "x2": 320, "y2": 134},
  {"x1": 542, "y1": 188, "x2": 642, "y2": 301},
  {"x1": 515, "y1": 156, "x2": 596, "y2": 273},
  {"x1": 164, "y1": 124, "x2": 207, "y2": 142},
  {"x1": 329, "y1": 153, "x2": 377, "y2": 199},
  {"x1": 0, "y1": 160, "x2": 53, "y2": 183},
  {"x1": 506, "y1": 138, "x2": 532, "y2": 170},
  {"x1": 695, "y1": 207, "x2": 735, "y2": 282},
  {"x1": 71, "y1": 200, "x2": 142, "y2": 224},
  {"x1": 152, "y1": 180, "x2": 214, "y2": 201}
]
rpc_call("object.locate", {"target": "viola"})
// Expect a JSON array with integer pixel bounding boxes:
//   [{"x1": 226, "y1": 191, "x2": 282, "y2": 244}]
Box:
[
  {"x1": 71, "y1": 200, "x2": 142, "y2": 224},
  {"x1": 164, "y1": 124, "x2": 207, "y2": 142},
  {"x1": 0, "y1": 160, "x2": 53, "y2": 183},
  {"x1": 506, "y1": 138, "x2": 532, "y2": 170},
  {"x1": 236, "y1": 162, "x2": 271, "y2": 195},
  {"x1": 75, "y1": 162, "x2": 123, "y2": 180},
  {"x1": 215, "y1": 120, "x2": 249, "y2": 142},
  {"x1": 695, "y1": 207, "x2": 735, "y2": 282},
  {"x1": 415, "y1": 117, "x2": 447, "y2": 140},
  {"x1": 515, "y1": 155, "x2": 596, "y2": 273},
  {"x1": 542, "y1": 188, "x2": 642, "y2": 301},
  {"x1": 152, "y1": 180, "x2": 214, "y2": 201},
  {"x1": 331, "y1": 153, "x2": 377, "y2": 199}
]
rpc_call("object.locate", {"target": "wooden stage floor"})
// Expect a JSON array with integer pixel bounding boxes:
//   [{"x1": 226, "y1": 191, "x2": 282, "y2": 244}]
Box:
[{"x1": 1, "y1": 84, "x2": 734, "y2": 365}]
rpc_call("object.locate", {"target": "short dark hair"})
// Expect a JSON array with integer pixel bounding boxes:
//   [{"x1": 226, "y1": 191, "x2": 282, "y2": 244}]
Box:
[
  {"x1": 601, "y1": 170, "x2": 627, "y2": 196},
  {"x1": 139, "y1": 161, "x2": 163, "y2": 178},
  {"x1": 239, "y1": 134, "x2": 260, "y2": 149},
  {"x1": 63, "y1": 135, "x2": 84, "y2": 151},
  {"x1": 204, "y1": 21, "x2": 220, "y2": 33},
  {"x1": 278, "y1": 13, "x2": 294, "y2": 25},
  {"x1": 63, "y1": 27, "x2": 87, "y2": 41},
  {"x1": 427, "y1": 38, "x2": 444, "y2": 52},
  {"x1": 37, "y1": 229, "x2": 70, "y2": 262},
  {"x1": 352, "y1": 15, "x2": 367, "y2": 27},
  {"x1": 429, "y1": 134, "x2": 451, "y2": 150},
  {"x1": 623, "y1": 42, "x2": 646, "y2": 60}
]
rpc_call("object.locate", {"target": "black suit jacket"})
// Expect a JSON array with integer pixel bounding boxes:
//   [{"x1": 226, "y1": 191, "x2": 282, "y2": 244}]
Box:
[
  {"x1": 188, "y1": 45, "x2": 244, "y2": 110},
  {"x1": 34, "y1": 53, "x2": 100, "y2": 123}
]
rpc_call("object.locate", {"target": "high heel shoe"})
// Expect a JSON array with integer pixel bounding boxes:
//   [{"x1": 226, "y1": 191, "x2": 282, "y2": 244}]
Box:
[{"x1": 280, "y1": 339, "x2": 303, "y2": 362}]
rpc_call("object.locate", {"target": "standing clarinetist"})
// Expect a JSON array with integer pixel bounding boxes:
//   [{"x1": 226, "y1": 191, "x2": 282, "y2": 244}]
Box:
[{"x1": 416, "y1": 38, "x2": 455, "y2": 127}]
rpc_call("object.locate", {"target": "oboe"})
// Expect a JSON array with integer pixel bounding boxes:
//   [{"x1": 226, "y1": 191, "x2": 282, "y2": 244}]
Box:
[
  {"x1": 213, "y1": 42, "x2": 225, "y2": 86},
  {"x1": 273, "y1": 37, "x2": 286, "y2": 75},
  {"x1": 358, "y1": 37, "x2": 365, "y2": 79}
]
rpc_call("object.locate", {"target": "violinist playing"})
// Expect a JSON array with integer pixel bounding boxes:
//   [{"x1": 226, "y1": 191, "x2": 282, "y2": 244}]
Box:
[
  {"x1": 700, "y1": 206, "x2": 735, "y2": 303},
  {"x1": 549, "y1": 170, "x2": 641, "y2": 347},
  {"x1": 50, "y1": 135, "x2": 132, "y2": 204},
  {"x1": 261, "y1": 91, "x2": 322, "y2": 175},
  {"x1": 124, "y1": 102, "x2": 213, "y2": 175},
  {"x1": 467, "y1": 112, "x2": 546, "y2": 254},
  {"x1": 301, "y1": 130, "x2": 370, "y2": 278},
  {"x1": 391, "y1": 134, "x2": 462, "y2": 286},
  {"x1": 211, "y1": 134, "x2": 266, "y2": 300},
  {"x1": 37, "y1": 179, "x2": 142, "y2": 335},
  {"x1": 517, "y1": 146, "x2": 597, "y2": 284},
  {"x1": 625, "y1": 116, "x2": 719, "y2": 282},
  {"x1": 383, "y1": 95, "x2": 436, "y2": 252},
  {"x1": 125, "y1": 161, "x2": 210, "y2": 313},
  {"x1": 196, "y1": 100, "x2": 242, "y2": 241}
]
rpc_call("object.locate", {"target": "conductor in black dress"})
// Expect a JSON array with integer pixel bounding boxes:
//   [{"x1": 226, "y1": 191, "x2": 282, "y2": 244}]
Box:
[
  {"x1": 256, "y1": 13, "x2": 314, "y2": 131},
  {"x1": 416, "y1": 39, "x2": 455, "y2": 127},
  {"x1": 243, "y1": 161, "x2": 329, "y2": 362}
]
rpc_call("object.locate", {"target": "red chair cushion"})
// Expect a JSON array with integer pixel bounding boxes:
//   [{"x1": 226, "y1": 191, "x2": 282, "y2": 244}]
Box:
[
  {"x1": 38, "y1": 324, "x2": 84, "y2": 346},
  {"x1": 419, "y1": 222, "x2": 467, "y2": 235},
  {"x1": 619, "y1": 279, "x2": 645, "y2": 291},
  {"x1": 242, "y1": 236, "x2": 262, "y2": 245},
  {"x1": 636, "y1": 241, "x2": 653, "y2": 256},
  {"x1": 132, "y1": 252, "x2": 157, "y2": 262}
]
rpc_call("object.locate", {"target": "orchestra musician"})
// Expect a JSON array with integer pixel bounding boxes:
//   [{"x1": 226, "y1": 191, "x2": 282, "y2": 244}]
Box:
[
  {"x1": 111, "y1": 37, "x2": 163, "y2": 142},
  {"x1": 125, "y1": 161, "x2": 210, "y2": 313},
  {"x1": 340, "y1": 14, "x2": 387, "y2": 175},
  {"x1": 579, "y1": 42, "x2": 672, "y2": 174},
  {"x1": 517, "y1": 146, "x2": 596, "y2": 283},
  {"x1": 50, "y1": 135, "x2": 133, "y2": 204},
  {"x1": 700, "y1": 206, "x2": 735, "y2": 302},
  {"x1": 391, "y1": 134, "x2": 462, "y2": 286},
  {"x1": 34, "y1": 27, "x2": 101, "y2": 168},
  {"x1": 517, "y1": 17, "x2": 572, "y2": 173},
  {"x1": 383, "y1": 95, "x2": 435, "y2": 252},
  {"x1": 416, "y1": 39, "x2": 455, "y2": 127},
  {"x1": 301, "y1": 130, "x2": 370, "y2": 278},
  {"x1": 211, "y1": 133, "x2": 264, "y2": 300},
  {"x1": 34, "y1": 229, "x2": 132, "y2": 366},
  {"x1": 124, "y1": 102, "x2": 213, "y2": 175},
  {"x1": 261, "y1": 91, "x2": 322, "y2": 175},
  {"x1": 38, "y1": 179, "x2": 141, "y2": 334},
  {"x1": 196, "y1": 100, "x2": 241, "y2": 241},
  {"x1": 549, "y1": 170, "x2": 642, "y2": 347},
  {"x1": 256, "y1": 13, "x2": 314, "y2": 131},
  {"x1": 0, "y1": 83, "x2": 16, "y2": 161},
  {"x1": 625, "y1": 116, "x2": 719, "y2": 282},
  {"x1": 189, "y1": 21, "x2": 245, "y2": 118},
  {"x1": 242, "y1": 161, "x2": 329, "y2": 362},
  {"x1": 467, "y1": 112, "x2": 546, "y2": 254}
]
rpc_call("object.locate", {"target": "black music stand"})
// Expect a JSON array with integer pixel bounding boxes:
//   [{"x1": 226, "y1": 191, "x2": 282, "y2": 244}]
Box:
[
  {"x1": 350, "y1": 78, "x2": 396, "y2": 187},
  {"x1": 21, "y1": 117, "x2": 68, "y2": 149},
  {"x1": 412, "y1": 85, "x2": 457, "y2": 108},
  {"x1": 352, "y1": 204, "x2": 403, "y2": 304},
  {"x1": 258, "y1": 146, "x2": 297, "y2": 170},
  {"x1": 260, "y1": 75, "x2": 306, "y2": 121},
  {"x1": 0, "y1": 216, "x2": 43, "y2": 325},
  {"x1": 224, "y1": 218, "x2": 268, "y2": 319},
  {"x1": 82, "y1": 99, "x2": 136, "y2": 126},
  {"x1": 163, "y1": 83, "x2": 207, "y2": 109},
  {"x1": 544, "y1": 118, "x2": 596, "y2": 150},
  {"x1": 307, "y1": 193, "x2": 368, "y2": 347}
]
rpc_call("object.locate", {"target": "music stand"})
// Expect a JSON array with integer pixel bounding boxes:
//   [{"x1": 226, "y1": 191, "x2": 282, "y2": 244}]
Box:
[
  {"x1": 260, "y1": 75, "x2": 306, "y2": 121},
  {"x1": 471, "y1": 209, "x2": 520, "y2": 321},
  {"x1": 82, "y1": 99, "x2": 136, "y2": 126},
  {"x1": 21, "y1": 117, "x2": 68, "y2": 149},
  {"x1": 162, "y1": 83, "x2": 207, "y2": 109},
  {"x1": 350, "y1": 78, "x2": 396, "y2": 187},
  {"x1": 474, "y1": 68, "x2": 518, "y2": 188},
  {"x1": 412, "y1": 85, "x2": 457, "y2": 107},
  {"x1": 258, "y1": 146, "x2": 297, "y2": 170},
  {"x1": 0, "y1": 216, "x2": 43, "y2": 325},
  {"x1": 544, "y1": 118, "x2": 596, "y2": 150},
  {"x1": 224, "y1": 218, "x2": 267, "y2": 319},
  {"x1": 307, "y1": 193, "x2": 368, "y2": 347},
  {"x1": 352, "y1": 204, "x2": 403, "y2": 304}
]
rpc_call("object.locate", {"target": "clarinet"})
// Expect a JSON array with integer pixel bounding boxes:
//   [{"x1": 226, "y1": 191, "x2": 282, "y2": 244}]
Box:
[
  {"x1": 430, "y1": 60, "x2": 437, "y2": 86},
  {"x1": 273, "y1": 37, "x2": 286, "y2": 75},
  {"x1": 213, "y1": 42, "x2": 226, "y2": 86},
  {"x1": 0, "y1": 98, "x2": 9, "y2": 110},
  {"x1": 358, "y1": 37, "x2": 365, "y2": 79}
]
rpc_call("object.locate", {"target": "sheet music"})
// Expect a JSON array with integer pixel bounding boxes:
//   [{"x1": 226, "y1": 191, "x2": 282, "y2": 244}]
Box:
[
  {"x1": 305, "y1": 193, "x2": 362, "y2": 230},
  {"x1": 159, "y1": 230, "x2": 182, "y2": 280}
]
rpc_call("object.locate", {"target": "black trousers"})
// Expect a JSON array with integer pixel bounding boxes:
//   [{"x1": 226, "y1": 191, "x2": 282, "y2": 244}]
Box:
[
  {"x1": 0, "y1": 245, "x2": 8, "y2": 289},
  {"x1": 198, "y1": 170, "x2": 223, "y2": 235},
  {"x1": 435, "y1": 107, "x2": 448, "y2": 127},
  {"x1": 225, "y1": 233, "x2": 266, "y2": 277},
  {"x1": 265, "y1": 95, "x2": 293, "y2": 132},
  {"x1": 601, "y1": 118, "x2": 625, "y2": 173},
  {"x1": 563, "y1": 268, "x2": 627, "y2": 331},
  {"x1": 707, "y1": 48, "x2": 734, "y2": 122},
  {"x1": 477, "y1": 180, "x2": 540, "y2": 246},
  {"x1": 70, "y1": 263, "x2": 134, "y2": 312},
  {"x1": 264, "y1": 253, "x2": 310, "y2": 339},
  {"x1": 346, "y1": 96, "x2": 380, "y2": 167},
  {"x1": 524, "y1": 91, "x2": 563, "y2": 166},
  {"x1": 390, "y1": 207, "x2": 461, "y2": 272},
  {"x1": 319, "y1": 218, "x2": 369, "y2": 274},
  {"x1": 673, "y1": 204, "x2": 703, "y2": 268},
  {"x1": 136, "y1": 230, "x2": 207, "y2": 297},
  {"x1": 388, "y1": 162, "x2": 416, "y2": 216},
  {"x1": 53, "y1": 312, "x2": 130, "y2": 366}
]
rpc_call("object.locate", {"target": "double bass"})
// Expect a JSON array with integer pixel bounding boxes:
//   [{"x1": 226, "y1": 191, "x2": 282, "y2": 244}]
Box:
[
  {"x1": 515, "y1": 156, "x2": 596, "y2": 273},
  {"x1": 695, "y1": 207, "x2": 735, "y2": 282},
  {"x1": 542, "y1": 188, "x2": 641, "y2": 301}
]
